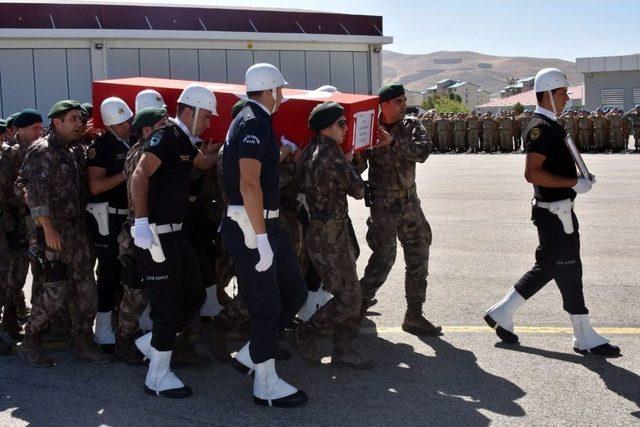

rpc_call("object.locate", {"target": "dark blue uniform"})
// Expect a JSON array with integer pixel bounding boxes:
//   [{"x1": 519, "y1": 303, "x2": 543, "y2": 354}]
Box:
[
  {"x1": 513, "y1": 113, "x2": 587, "y2": 315},
  {"x1": 137, "y1": 120, "x2": 205, "y2": 351},
  {"x1": 221, "y1": 101, "x2": 306, "y2": 363},
  {"x1": 86, "y1": 132, "x2": 130, "y2": 313}
]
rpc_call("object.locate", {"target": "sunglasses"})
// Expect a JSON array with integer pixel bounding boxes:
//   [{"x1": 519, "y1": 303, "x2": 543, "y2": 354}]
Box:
[{"x1": 336, "y1": 119, "x2": 347, "y2": 129}]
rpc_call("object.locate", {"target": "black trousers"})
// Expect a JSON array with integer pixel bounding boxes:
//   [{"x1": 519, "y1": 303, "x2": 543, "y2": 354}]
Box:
[
  {"x1": 221, "y1": 217, "x2": 307, "y2": 364},
  {"x1": 91, "y1": 213, "x2": 125, "y2": 313},
  {"x1": 136, "y1": 230, "x2": 205, "y2": 351},
  {"x1": 514, "y1": 207, "x2": 588, "y2": 315}
]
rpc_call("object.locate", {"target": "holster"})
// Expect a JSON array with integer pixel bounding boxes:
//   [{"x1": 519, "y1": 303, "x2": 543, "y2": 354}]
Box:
[
  {"x1": 547, "y1": 199, "x2": 574, "y2": 234},
  {"x1": 86, "y1": 202, "x2": 109, "y2": 236},
  {"x1": 227, "y1": 205, "x2": 257, "y2": 249},
  {"x1": 28, "y1": 229, "x2": 70, "y2": 282},
  {"x1": 130, "y1": 224, "x2": 166, "y2": 263},
  {"x1": 364, "y1": 181, "x2": 373, "y2": 207}
]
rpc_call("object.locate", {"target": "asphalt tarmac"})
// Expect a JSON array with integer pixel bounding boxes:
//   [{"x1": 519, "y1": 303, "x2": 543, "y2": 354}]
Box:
[{"x1": 1, "y1": 151, "x2": 638, "y2": 426}]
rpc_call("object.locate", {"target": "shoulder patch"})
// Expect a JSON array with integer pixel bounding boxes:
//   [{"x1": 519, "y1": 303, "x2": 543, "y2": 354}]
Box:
[
  {"x1": 530, "y1": 127, "x2": 541, "y2": 141},
  {"x1": 149, "y1": 133, "x2": 162, "y2": 147},
  {"x1": 87, "y1": 147, "x2": 97, "y2": 160},
  {"x1": 242, "y1": 105, "x2": 256, "y2": 122},
  {"x1": 242, "y1": 134, "x2": 261, "y2": 145}
]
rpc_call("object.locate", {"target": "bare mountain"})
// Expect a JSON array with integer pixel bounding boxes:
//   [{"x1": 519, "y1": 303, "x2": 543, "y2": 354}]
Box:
[{"x1": 383, "y1": 50, "x2": 581, "y2": 95}]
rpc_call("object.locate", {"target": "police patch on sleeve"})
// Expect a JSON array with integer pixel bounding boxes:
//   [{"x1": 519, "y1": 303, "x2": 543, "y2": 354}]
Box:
[
  {"x1": 87, "y1": 148, "x2": 97, "y2": 160},
  {"x1": 530, "y1": 127, "x2": 541, "y2": 141},
  {"x1": 149, "y1": 134, "x2": 162, "y2": 146},
  {"x1": 242, "y1": 134, "x2": 261, "y2": 145}
]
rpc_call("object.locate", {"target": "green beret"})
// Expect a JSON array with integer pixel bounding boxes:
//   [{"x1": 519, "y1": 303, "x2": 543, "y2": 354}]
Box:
[
  {"x1": 14, "y1": 109, "x2": 43, "y2": 128},
  {"x1": 132, "y1": 107, "x2": 167, "y2": 129},
  {"x1": 378, "y1": 83, "x2": 405, "y2": 103},
  {"x1": 308, "y1": 101, "x2": 345, "y2": 132},
  {"x1": 231, "y1": 99, "x2": 247, "y2": 119},
  {"x1": 0, "y1": 119, "x2": 7, "y2": 133},
  {"x1": 81, "y1": 103, "x2": 93, "y2": 117},
  {"x1": 6, "y1": 112, "x2": 18, "y2": 128},
  {"x1": 48, "y1": 100, "x2": 82, "y2": 119}
]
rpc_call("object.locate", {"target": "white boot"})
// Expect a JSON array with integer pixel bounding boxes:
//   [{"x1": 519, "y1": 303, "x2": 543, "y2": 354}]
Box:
[
  {"x1": 232, "y1": 341, "x2": 255, "y2": 375},
  {"x1": 200, "y1": 285, "x2": 223, "y2": 317},
  {"x1": 253, "y1": 359, "x2": 307, "y2": 407},
  {"x1": 135, "y1": 331, "x2": 153, "y2": 361},
  {"x1": 570, "y1": 314, "x2": 609, "y2": 350},
  {"x1": 144, "y1": 346, "x2": 192, "y2": 398},
  {"x1": 297, "y1": 284, "x2": 333, "y2": 322},
  {"x1": 138, "y1": 304, "x2": 153, "y2": 332},
  {"x1": 484, "y1": 288, "x2": 526, "y2": 343},
  {"x1": 93, "y1": 311, "x2": 116, "y2": 345}
]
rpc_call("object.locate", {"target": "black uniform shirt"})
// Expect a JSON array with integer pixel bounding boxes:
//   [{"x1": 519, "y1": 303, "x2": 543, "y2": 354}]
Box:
[
  {"x1": 86, "y1": 132, "x2": 130, "y2": 208},
  {"x1": 143, "y1": 120, "x2": 198, "y2": 224},
  {"x1": 524, "y1": 113, "x2": 577, "y2": 202},
  {"x1": 223, "y1": 101, "x2": 280, "y2": 211}
]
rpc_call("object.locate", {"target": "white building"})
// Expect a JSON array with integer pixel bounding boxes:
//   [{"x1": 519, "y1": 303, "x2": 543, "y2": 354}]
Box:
[
  {"x1": 0, "y1": 1, "x2": 392, "y2": 118},
  {"x1": 424, "y1": 79, "x2": 490, "y2": 108},
  {"x1": 405, "y1": 89, "x2": 426, "y2": 107},
  {"x1": 576, "y1": 54, "x2": 640, "y2": 111}
]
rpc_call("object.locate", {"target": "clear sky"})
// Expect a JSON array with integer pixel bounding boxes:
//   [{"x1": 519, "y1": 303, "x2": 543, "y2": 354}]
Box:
[{"x1": 74, "y1": 0, "x2": 639, "y2": 61}]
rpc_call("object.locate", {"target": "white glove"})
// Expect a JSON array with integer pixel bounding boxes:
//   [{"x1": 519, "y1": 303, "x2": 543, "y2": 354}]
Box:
[
  {"x1": 280, "y1": 135, "x2": 298, "y2": 153},
  {"x1": 572, "y1": 178, "x2": 593, "y2": 194},
  {"x1": 133, "y1": 217, "x2": 153, "y2": 249},
  {"x1": 255, "y1": 233, "x2": 274, "y2": 272}
]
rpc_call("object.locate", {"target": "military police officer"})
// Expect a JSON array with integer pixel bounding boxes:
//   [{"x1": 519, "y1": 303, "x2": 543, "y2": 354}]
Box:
[
  {"x1": 484, "y1": 68, "x2": 620, "y2": 357},
  {"x1": 130, "y1": 84, "x2": 220, "y2": 398},
  {"x1": 222, "y1": 63, "x2": 308, "y2": 408}
]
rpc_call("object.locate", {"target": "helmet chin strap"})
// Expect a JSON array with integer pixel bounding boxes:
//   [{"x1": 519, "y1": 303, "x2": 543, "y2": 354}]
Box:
[
  {"x1": 270, "y1": 89, "x2": 277, "y2": 114},
  {"x1": 191, "y1": 107, "x2": 200, "y2": 137},
  {"x1": 548, "y1": 90, "x2": 558, "y2": 116}
]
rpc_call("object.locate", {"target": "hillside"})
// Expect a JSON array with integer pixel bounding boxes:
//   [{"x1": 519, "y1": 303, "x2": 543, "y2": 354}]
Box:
[{"x1": 383, "y1": 50, "x2": 581, "y2": 95}]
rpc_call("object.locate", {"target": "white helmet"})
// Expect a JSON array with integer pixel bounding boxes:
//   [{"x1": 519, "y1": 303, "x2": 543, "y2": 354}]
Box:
[
  {"x1": 315, "y1": 85, "x2": 339, "y2": 93},
  {"x1": 177, "y1": 84, "x2": 218, "y2": 115},
  {"x1": 100, "y1": 97, "x2": 133, "y2": 126},
  {"x1": 534, "y1": 68, "x2": 568, "y2": 93},
  {"x1": 135, "y1": 89, "x2": 166, "y2": 113},
  {"x1": 245, "y1": 63, "x2": 288, "y2": 92}
]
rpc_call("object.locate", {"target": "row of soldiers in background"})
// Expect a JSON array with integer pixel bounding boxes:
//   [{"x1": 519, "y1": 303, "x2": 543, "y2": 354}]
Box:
[{"x1": 414, "y1": 105, "x2": 640, "y2": 154}]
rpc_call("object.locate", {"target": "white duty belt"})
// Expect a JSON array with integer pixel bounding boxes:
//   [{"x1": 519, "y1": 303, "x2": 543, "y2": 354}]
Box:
[
  {"x1": 532, "y1": 198, "x2": 575, "y2": 234},
  {"x1": 108, "y1": 207, "x2": 128, "y2": 215},
  {"x1": 154, "y1": 223, "x2": 183, "y2": 234}
]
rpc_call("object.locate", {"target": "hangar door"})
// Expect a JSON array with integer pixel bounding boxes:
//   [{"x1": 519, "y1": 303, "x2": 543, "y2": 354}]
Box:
[
  {"x1": 0, "y1": 48, "x2": 92, "y2": 118},
  {"x1": 107, "y1": 48, "x2": 371, "y2": 94}
]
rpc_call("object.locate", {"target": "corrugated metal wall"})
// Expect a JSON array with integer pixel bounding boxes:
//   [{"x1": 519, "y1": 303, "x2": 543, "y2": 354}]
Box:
[{"x1": 0, "y1": 47, "x2": 370, "y2": 118}]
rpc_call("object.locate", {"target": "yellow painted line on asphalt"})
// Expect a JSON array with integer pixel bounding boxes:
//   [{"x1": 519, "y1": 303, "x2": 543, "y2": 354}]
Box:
[{"x1": 364, "y1": 326, "x2": 640, "y2": 335}]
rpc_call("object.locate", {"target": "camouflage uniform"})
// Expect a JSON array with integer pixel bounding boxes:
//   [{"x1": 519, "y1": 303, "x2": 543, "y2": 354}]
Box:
[
  {"x1": 577, "y1": 114, "x2": 592, "y2": 151},
  {"x1": 511, "y1": 113, "x2": 522, "y2": 150},
  {"x1": 624, "y1": 109, "x2": 640, "y2": 151},
  {"x1": 591, "y1": 113, "x2": 607, "y2": 151},
  {"x1": 497, "y1": 114, "x2": 513, "y2": 152},
  {"x1": 436, "y1": 116, "x2": 450, "y2": 152},
  {"x1": 453, "y1": 116, "x2": 467, "y2": 152},
  {"x1": 279, "y1": 159, "x2": 303, "y2": 264},
  {"x1": 115, "y1": 139, "x2": 147, "y2": 346},
  {"x1": 466, "y1": 115, "x2": 480, "y2": 152},
  {"x1": 606, "y1": 112, "x2": 623, "y2": 151},
  {"x1": 16, "y1": 132, "x2": 98, "y2": 345},
  {"x1": 482, "y1": 115, "x2": 497, "y2": 152},
  {"x1": 296, "y1": 135, "x2": 364, "y2": 346},
  {"x1": 360, "y1": 117, "x2": 433, "y2": 310}
]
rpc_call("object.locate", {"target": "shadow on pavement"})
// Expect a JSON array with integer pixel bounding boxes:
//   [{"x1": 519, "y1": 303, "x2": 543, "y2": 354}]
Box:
[{"x1": 496, "y1": 342, "x2": 640, "y2": 418}]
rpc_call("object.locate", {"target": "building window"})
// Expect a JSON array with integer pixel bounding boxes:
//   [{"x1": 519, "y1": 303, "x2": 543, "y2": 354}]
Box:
[
  {"x1": 601, "y1": 88, "x2": 624, "y2": 109},
  {"x1": 634, "y1": 88, "x2": 640, "y2": 105}
]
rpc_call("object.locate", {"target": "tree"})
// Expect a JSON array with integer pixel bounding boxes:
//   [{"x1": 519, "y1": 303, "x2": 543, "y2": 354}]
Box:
[
  {"x1": 513, "y1": 102, "x2": 524, "y2": 116},
  {"x1": 422, "y1": 94, "x2": 469, "y2": 114}
]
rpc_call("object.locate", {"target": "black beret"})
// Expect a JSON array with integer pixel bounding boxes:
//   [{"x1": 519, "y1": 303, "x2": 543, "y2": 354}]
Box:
[
  {"x1": 13, "y1": 109, "x2": 43, "y2": 128},
  {"x1": 0, "y1": 119, "x2": 7, "y2": 133},
  {"x1": 378, "y1": 83, "x2": 405, "y2": 103},
  {"x1": 6, "y1": 112, "x2": 18, "y2": 128},
  {"x1": 132, "y1": 107, "x2": 167, "y2": 129},
  {"x1": 48, "y1": 100, "x2": 82, "y2": 119},
  {"x1": 81, "y1": 103, "x2": 93, "y2": 117},
  {"x1": 231, "y1": 99, "x2": 247, "y2": 119},
  {"x1": 308, "y1": 101, "x2": 345, "y2": 132}
]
